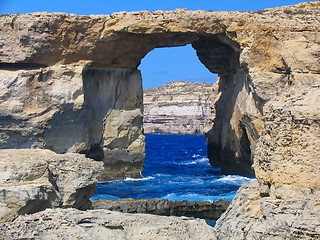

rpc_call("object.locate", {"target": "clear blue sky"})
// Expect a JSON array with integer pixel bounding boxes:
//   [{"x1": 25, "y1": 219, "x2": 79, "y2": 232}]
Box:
[{"x1": 0, "y1": 0, "x2": 305, "y2": 88}]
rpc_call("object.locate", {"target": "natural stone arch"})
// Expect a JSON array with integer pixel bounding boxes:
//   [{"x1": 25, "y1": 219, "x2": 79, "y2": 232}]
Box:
[
  {"x1": 0, "y1": 12, "x2": 261, "y2": 180},
  {"x1": 131, "y1": 33, "x2": 257, "y2": 176},
  {"x1": 81, "y1": 31, "x2": 257, "y2": 178},
  {"x1": 0, "y1": 5, "x2": 318, "y2": 181},
  {"x1": 1, "y1": 5, "x2": 320, "y2": 237}
]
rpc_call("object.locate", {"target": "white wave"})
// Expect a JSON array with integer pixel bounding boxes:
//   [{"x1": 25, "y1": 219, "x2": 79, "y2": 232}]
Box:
[
  {"x1": 216, "y1": 175, "x2": 253, "y2": 184},
  {"x1": 193, "y1": 157, "x2": 209, "y2": 164},
  {"x1": 175, "y1": 157, "x2": 209, "y2": 166},
  {"x1": 192, "y1": 154, "x2": 201, "y2": 158},
  {"x1": 154, "y1": 173, "x2": 171, "y2": 177},
  {"x1": 161, "y1": 192, "x2": 235, "y2": 202},
  {"x1": 124, "y1": 176, "x2": 155, "y2": 181}
]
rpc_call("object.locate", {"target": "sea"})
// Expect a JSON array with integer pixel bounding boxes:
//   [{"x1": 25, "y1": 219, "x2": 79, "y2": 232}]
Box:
[{"x1": 92, "y1": 134, "x2": 253, "y2": 202}]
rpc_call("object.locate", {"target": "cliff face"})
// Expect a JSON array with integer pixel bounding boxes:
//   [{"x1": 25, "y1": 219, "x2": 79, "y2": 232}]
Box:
[
  {"x1": 143, "y1": 81, "x2": 215, "y2": 135},
  {"x1": 0, "y1": 2, "x2": 320, "y2": 236}
]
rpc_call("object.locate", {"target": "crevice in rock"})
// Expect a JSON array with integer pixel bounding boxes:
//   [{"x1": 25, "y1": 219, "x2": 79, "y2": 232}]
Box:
[
  {"x1": 48, "y1": 166, "x2": 59, "y2": 193},
  {"x1": 85, "y1": 144, "x2": 104, "y2": 161},
  {"x1": 0, "y1": 63, "x2": 47, "y2": 70},
  {"x1": 17, "y1": 200, "x2": 51, "y2": 215}
]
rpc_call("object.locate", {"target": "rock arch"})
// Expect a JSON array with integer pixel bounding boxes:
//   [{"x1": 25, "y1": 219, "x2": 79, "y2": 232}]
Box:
[{"x1": 0, "y1": 5, "x2": 319, "y2": 181}]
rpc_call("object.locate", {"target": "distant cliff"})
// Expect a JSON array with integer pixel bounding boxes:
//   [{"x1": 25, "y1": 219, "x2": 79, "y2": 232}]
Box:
[{"x1": 143, "y1": 81, "x2": 215, "y2": 135}]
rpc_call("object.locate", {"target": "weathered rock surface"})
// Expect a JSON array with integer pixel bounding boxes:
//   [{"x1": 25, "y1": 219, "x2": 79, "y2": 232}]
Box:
[
  {"x1": 92, "y1": 198, "x2": 230, "y2": 220},
  {"x1": 0, "y1": 149, "x2": 103, "y2": 222},
  {"x1": 215, "y1": 180, "x2": 320, "y2": 239},
  {"x1": 143, "y1": 81, "x2": 215, "y2": 135},
  {"x1": 0, "y1": 208, "x2": 217, "y2": 240},
  {"x1": 253, "y1": 85, "x2": 320, "y2": 189},
  {"x1": 0, "y1": 65, "x2": 144, "y2": 180},
  {"x1": 214, "y1": 69, "x2": 320, "y2": 237}
]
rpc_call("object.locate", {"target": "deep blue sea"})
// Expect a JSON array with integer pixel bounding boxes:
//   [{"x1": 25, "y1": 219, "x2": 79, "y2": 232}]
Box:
[{"x1": 92, "y1": 134, "x2": 253, "y2": 202}]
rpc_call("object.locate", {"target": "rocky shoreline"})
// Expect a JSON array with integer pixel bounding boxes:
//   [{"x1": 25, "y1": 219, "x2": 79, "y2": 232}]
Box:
[{"x1": 92, "y1": 198, "x2": 230, "y2": 220}]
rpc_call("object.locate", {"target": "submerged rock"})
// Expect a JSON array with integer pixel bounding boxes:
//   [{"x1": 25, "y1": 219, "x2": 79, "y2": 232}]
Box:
[
  {"x1": 92, "y1": 198, "x2": 230, "y2": 220},
  {"x1": 0, "y1": 149, "x2": 103, "y2": 222},
  {"x1": 0, "y1": 208, "x2": 217, "y2": 240}
]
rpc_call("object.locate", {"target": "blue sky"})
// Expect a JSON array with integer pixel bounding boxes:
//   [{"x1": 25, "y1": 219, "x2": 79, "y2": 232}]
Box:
[{"x1": 0, "y1": 0, "x2": 305, "y2": 88}]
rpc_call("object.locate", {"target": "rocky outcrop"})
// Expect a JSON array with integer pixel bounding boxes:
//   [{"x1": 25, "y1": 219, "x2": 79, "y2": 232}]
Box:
[
  {"x1": 214, "y1": 72, "x2": 320, "y2": 237},
  {"x1": 0, "y1": 208, "x2": 217, "y2": 240},
  {"x1": 215, "y1": 180, "x2": 320, "y2": 239},
  {"x1": 0, "y1": 149, "x2": 103, "y2": 222},
  {"x1": 143, "y1": 81, "x2": 215, "y2": 135},
  {"x1": 253, "y1": 85, "x2": 320, "y2": 189},
  {"x1": 92, "y1": 198, "x2": 230, "y2": 220},
  {"x1": 0, "y1": 65, "x2": 144, "y2": 180}
]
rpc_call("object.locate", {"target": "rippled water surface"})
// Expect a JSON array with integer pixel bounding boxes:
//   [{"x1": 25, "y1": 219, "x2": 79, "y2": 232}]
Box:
[{"x1": 92, "y1": 134, "x2": 253, "y2": 202}]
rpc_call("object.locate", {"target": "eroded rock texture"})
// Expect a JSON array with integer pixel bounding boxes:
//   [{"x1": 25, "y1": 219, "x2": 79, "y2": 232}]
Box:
[
  {"x1": 0, "y1": 149, "x2": 103, "y2": 222},
  {"x1": 143, "y1": 81, "x2": 214, "y2": 135},
  {"x1": 0, "y1": 65, "x2": 144, "y2": 180},
  {"x1": 214, "y1": 83, "x2": 320, "y2": 238},
  {"x1": 0, "y1": 208, "x2": 217, "y2": 240},
  {"x1": 215, "y1": 180, "x2": 320, "y2": 239},
  {"x1": 92, "y1": 198, "x2": 230, "y2": 220}
]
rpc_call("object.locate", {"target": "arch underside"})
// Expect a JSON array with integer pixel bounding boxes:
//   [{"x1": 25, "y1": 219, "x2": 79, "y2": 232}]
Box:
[{"x1": 81, "y1": 32, "x2": 258, "y2": 178}]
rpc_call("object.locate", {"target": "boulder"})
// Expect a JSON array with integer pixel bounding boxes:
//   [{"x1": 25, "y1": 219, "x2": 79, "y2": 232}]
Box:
[
  {"x1": 215, "y1": 180, "x2": 320, "y2": 239},
  {"x1": 0, "y1": 149, "x2": 103, "y2": 222}
]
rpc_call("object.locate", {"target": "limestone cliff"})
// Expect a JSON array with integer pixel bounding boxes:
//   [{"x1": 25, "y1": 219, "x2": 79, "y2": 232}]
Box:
[
  {"x1": 0, "y1": 65, "x2": 145, "y2": 180},
  {"x1": 143, "y1": 81, "x2": 215, "y2": 135},
  {"x1": 215, "y1": 84, "x2": 320, "y2": 238}
]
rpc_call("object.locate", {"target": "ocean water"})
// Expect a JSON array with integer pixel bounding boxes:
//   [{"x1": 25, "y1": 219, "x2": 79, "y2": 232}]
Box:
[{"x1": 92, "y1": 134, "x2": 253, "y2": 202}]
